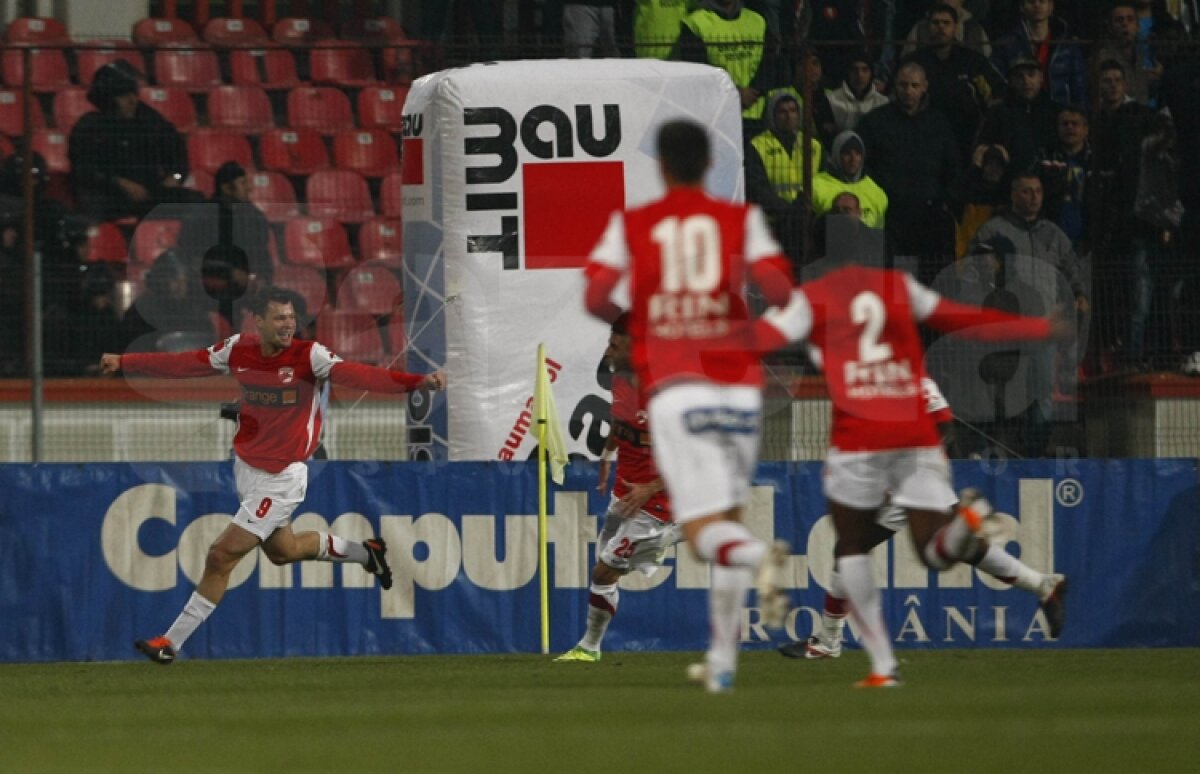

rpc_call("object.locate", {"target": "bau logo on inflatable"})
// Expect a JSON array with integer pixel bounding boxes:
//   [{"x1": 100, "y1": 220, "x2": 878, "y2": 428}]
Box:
[{"x1": 463, "y1": 103, "x2": 625, "y2": 271}]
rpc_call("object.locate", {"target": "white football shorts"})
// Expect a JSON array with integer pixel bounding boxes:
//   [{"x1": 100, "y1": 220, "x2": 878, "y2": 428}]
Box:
[
  {"x1": 597, "y1": 498, "x2": 682, "y2": 575},
  {"x1": 232, "y1": 456, "x2": 308, "y2": 541},
  {"x1": 824, "y1": 446, "x2": 956, "y2": 512},
  {"x1": 648, "y1": 382, "x2": 762, "y2": 523}
]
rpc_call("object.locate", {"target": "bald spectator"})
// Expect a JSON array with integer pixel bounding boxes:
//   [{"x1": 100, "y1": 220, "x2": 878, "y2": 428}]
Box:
[{"x1": 855, "y1": 61, "x2": 960, "y2": 282}]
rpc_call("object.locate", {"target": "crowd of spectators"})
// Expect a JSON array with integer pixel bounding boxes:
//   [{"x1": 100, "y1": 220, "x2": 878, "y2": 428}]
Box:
[{"x1": 5, "y1": 1, "x2": 1200, "y2": 456}]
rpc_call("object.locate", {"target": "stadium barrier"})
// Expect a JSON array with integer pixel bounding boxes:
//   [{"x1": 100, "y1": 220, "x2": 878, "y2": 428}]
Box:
[{"x1": 1, "y1": 458, "x2": 1195, "y2": 662}]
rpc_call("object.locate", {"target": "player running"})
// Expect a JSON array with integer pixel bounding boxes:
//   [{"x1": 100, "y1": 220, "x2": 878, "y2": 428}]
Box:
[
  {"x1": 584, "y1": 119, "x2": 796, "y2": 693},
  {"x1": 556, "y1": 313, "x2": 682, "y2": 663},
  {"x1": 779, "y1": 376, "x2": 1068, "y2": 661},
  {"x1": 101, "y1": 286, "x2": 446, "y2": 665},
  {"x1": 755, "y1": 244, "x2": 1070, "y2": 687}
]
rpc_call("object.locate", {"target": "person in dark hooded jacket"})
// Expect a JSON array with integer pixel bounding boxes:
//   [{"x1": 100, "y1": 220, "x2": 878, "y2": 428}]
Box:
[
  {"x1": 989, "y1": 0, "x2": 1087, "y2": 107},
  {"x1": 810, "y1": 130, "x2": 888, "y2": 228},
  {"x1": 68, "y1": 61, "x2": 200, "y2": 220},
  {"x1": 976, "y1": 57, "x2": 1062, "y2": 175}
]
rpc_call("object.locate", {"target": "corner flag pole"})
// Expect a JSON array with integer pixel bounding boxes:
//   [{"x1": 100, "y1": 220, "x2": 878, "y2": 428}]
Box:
[{"x1": 535, "y1": 343, "x2": 551, "y2": 655}]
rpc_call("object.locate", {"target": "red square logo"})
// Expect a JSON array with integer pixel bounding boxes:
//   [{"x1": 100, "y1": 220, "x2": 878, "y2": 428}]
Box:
[
  {"x1": 522, "y1": 161, "x2": 624, "y2": 270},
  {"x1": 402, "y1": 138, "x2": 424, "y2": 185}
]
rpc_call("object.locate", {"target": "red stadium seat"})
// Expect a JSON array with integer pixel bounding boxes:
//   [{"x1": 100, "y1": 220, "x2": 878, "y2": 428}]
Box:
[
  {"x1": 0, "y1": 88, "x2": 45, "y2": 136},
  {"x1": 272, "y1": 17, "x2": 336, "y2": 47},
  {"x1": 316, "y1": 310, "x2": 385, "y2": 363},
  {"x1": 357, "y1": 86, "x2": 409, "y2": 133},
  {"x1": 305, "y1": 170, "x2": 374, "y2": 223},
  {"x1": 76, "y1": 43, "x2": 145, "y2": 85},
  {"x1": 273, "y1": 264, "x2": 329, "y2": 316},
  {"x1": 258, "y1": 127, "x2": 329, "y2": 176},
  {"x1": 154, "y1": 47, "x2": 222, "y2": 92},
  {"x1": 139, "y1": 86, "x2": 197, "y2": 131},
  {"x1": 0, "y1": 134, "x2": 13, "y2": 159},
  {"x1": 358, "y1": 218, "x2": 403, "y2": 267},
  {"x1": 132, "y1": 17, "x2": 198, "y2": 47},
  {"x1": 332, "y1": 129, "x2": 398, "y2": 178},
  {"x1": 286, "y1": 86, "x2": 353, "y2": 135},
  {"x1": 284, "y1": 217, "x2": 356, "y2": 269},
  {"x1": 380, "y1": 170, "x2": 403, "y2": 218},
  {"x1": 5, "y1": 17, "x2": 68, "y2": 45},
  {"x1": 85, "y1": 222, "x2": 128, "y2": 264},
  {"x1": 203, "y1": 17, "x2": 269, "y2": 47},
  {"x1": 246, "y1": 170, "x2": 300, "y2": 222},
  {"x1": 336, "y1": 264, "x2": 402, "y2": 315},
  {"x1": 188, "y1": 129, "x2": 254, "y2": 176},
  {"x1": 340, "y1": 17, "x2": 408, "y2": 43},
  {"x1": 2, "y1": 48, "x2": 70, "y2": 92},
  {"x1": 31, "y1": 129, "x2": 68, "y2": 174},
  {"x1": 53, "y1": 87, "x2": 93, "y2": 132},
  {"x1": 207, "y1": 85, "x2": 274, "y2": 134},
  {"x1": 131, "y1": 218, "x2": 182, "y2": 264},
  {"x1": 229, "y1": 47, "x2": 301, "y2": 90},
  {"x1": 310, "y1": 45, "x2": 378, "y2": 88}
]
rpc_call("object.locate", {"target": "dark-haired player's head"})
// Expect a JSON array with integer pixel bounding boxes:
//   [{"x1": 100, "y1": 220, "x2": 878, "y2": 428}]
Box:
[
  {"x1": 253, "y1": 286, "x2": 298, "y2": 351},
  {"x1": 605, "y1": 312, "x2": 633, "y2": 373},
  {"x1": 656, "y1": 120, "x2": 710, "y2": 186}
]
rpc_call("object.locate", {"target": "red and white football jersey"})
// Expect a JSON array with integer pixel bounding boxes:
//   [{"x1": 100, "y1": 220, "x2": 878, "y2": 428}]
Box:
[
  {"x1": 610, "y1": 373, "x2": 671, "y2": 522},
  {"x1": 769, "y1": 266, "x2": 943, "y2": 451},
  {"x1": 587, "y1": 188, "x2": 785, "y2": 392}
]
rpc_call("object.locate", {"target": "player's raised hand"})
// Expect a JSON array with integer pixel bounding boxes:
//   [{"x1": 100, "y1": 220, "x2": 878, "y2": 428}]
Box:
[
  {"x1": 423, "y1": 370, "x2": 447, "y2": 391},
  {"x1": 99, "y1": 354, "x2": 122, "y2": 375}
]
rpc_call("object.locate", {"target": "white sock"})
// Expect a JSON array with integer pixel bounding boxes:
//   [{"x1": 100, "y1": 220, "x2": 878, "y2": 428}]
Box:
[
  {"x1": 579, "y1": 583, "x2": 618, "y2": 651},
  {"x1": 974, "y1": 544, "x2": 1045, "y2": 594},
  {"x1": 838, "y1": 555, "x2": 897, "y2": 676},
  {"x1": 315, "y1": 533, "x2": 369, "y2": 564},
  {"x1": 693, "y1": 520, "x2": 767, "y2": 568},
  {"x1": 707, "y1": 565, "x2": 752, "y2": 677},
  {"x1": 163, "y1": 591, "x2": 217, "y2": 651},
  {"x1": 924, "y1": 514, "x2": 979, "y2": 570}
]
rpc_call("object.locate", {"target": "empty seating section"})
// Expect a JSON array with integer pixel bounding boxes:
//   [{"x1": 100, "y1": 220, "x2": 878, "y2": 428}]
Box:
[
  {"x1": 187, "y1": 129, "x2": 254, "y2": 175},
  {"x1": 154, "y1": 47, "x2": 222, "y2": 92},
  {"x1": 207, "y1": 85, "x2": 274, "y2": 134},
  {"x1": 357, "y1": 86, "x2": 408, "y2": 133},
  {"x1": 0, "y1": 14, "x2": 420, "y2": 314},
  {"x1": 259, "y1": 127, "x2": 330, "y2": 175},
  {"x1": 202, "y1": 18, "x2": 269, "y2": 48},
  {"x1": 306, "y1": 170, "x2": 374, "y2": 223},
  {"x1": 333, "y1": 129, "x2": 398, "y2": 178},
  {"x1": 287, "y1": 86, "x2": 354, "y2": 135},
  {"x1": 229, "y1": 48, "x2": 301, "y2": 89},
  {"x1": 139, "y1": 86, "x2": 197, "y2": 131},
  {"x1": 284, "y1": 218, "x2": 356, "y2": 269}
]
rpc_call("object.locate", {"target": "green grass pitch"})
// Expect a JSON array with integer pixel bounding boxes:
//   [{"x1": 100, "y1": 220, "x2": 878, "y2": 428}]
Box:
[{"x1": 1, "y1": 649, "x2": 1197, "y2": 773}]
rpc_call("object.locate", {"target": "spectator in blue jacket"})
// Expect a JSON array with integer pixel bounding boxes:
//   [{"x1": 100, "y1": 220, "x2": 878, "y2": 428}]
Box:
[{"x1": 990, "y1": 0, "x2": 1087, "y2": 107}]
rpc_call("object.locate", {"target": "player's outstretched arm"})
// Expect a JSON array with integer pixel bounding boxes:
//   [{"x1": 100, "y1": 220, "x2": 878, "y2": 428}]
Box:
[
  {"x1": 329, "y1": 362, "x2": 446, "y2": 393},
  {"x1": 100, "y1": 350, "x2": 221, "y2": 378}
]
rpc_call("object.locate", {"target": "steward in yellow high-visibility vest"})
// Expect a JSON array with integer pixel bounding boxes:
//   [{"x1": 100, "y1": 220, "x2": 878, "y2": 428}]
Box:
[
  {"x1": 811, "y1": 130, "x2": 889, "y2": 229},
  {"x1": 674, "y1": 0, "x2": 772, "y2": 128},
  {"x1": 745, "y1": 91, "x2": 821, "y2": 261},
  {"x1": 633, "y1": 0, "x2": 693, "y2": 60}
]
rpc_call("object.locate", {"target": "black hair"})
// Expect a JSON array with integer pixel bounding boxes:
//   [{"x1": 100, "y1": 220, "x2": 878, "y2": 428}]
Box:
[
  {"x1": 1098, "y1": 58, "x2": 1127, "y2": 77},
  {"x1": 928, "y1": 3, "x2": 959, "y2": 22},
  {"x1": 656, "y1": 120, "x2": 709, "y2": 185},
  {"x1": 252, "y1": 286, "x2": 298, "y2": 316},
  {"x1": 611, "y1": 311, "x2": 631, "y2": 336}
]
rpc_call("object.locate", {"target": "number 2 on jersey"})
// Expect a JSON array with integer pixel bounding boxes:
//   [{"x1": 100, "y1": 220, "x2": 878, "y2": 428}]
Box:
[
  {"x1": 851, "y1": 291, "x2": 893, "y2": 364},
  {"x1": 651, "y1": 215, "x2": 721, "y2": 292}
]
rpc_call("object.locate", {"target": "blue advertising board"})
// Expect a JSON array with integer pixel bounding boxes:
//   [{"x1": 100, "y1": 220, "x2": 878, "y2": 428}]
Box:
[{"x1": 0, "y1": 459, "x2": 1196, "y2": 662}]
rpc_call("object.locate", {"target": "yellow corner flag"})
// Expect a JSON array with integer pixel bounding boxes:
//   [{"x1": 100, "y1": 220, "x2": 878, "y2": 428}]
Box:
[
  {"x1": 533, "y1": 343, "x2": 568, "y2": 485},
  {"x1": 534, "y1": 343, "x2": 567, "y2": 654}
]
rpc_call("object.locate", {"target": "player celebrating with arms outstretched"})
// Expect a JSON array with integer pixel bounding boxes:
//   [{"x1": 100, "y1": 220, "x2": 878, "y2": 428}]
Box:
[
  {"x1": 584, "y1": 119, "x2": 796, "y2": 693},
  {"x1": 755, "y1": 230, "x2": 1071, "y2": 686},
  {"x1": 101, "y1": 287, "x2": 445, "y2": 665}
]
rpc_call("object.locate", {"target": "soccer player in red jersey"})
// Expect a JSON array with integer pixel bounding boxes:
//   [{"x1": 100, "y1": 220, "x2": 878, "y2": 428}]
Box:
[
  {"x1": 101, "y1": 287, "x2": 446, "y2": 665},
  {"x1": 584, "y1": 120, "x2": 797, "y2": 692},
  {"x1": 555, "y1": 313, "x2": 681, "y2": 662},
  {"x1": 779, "y1": 376, "x2": 1068, "y2": 661},
  {"x1": 756, "y1": 235, "x2": 1071, "y2": 686}
]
